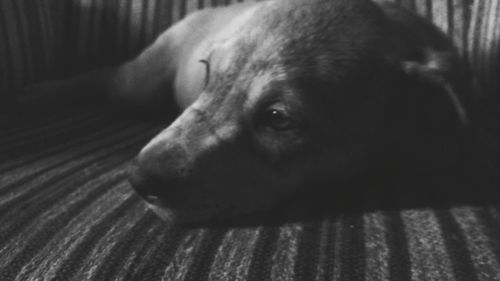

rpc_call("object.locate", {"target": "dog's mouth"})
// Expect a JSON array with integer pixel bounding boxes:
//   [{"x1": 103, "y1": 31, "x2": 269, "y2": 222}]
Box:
[
  {"x1": 144, "y1": 200, "x2": 177, "y2": 223},
  {"x1": 143, "y1": 197, "x2": 235, "y2": 225},
  {"x1": 129, "y1": 179, "x2": 231, "y2": 224}
]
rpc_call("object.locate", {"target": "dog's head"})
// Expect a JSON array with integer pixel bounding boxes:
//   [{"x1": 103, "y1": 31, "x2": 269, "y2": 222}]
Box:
[{"x1": 128, "y1": 0, "x2": 468, "y2": 223}]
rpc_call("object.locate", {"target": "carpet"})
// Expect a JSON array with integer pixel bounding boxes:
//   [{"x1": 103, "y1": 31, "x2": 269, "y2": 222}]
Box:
[{"x1": 1, "y1": 105, "x2": 500, "y2": 281}]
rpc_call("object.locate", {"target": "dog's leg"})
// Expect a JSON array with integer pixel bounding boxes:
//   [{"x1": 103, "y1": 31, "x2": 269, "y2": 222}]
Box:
[
  {"x1": 18, "y1": 2, "x2": 258, "y2": 118},
  {"x1": 17, "y1": 35, "x2": 179, "y2": 115},
  {"x1": 17, "y1": 10, "x2": 203, "y2": 115}
]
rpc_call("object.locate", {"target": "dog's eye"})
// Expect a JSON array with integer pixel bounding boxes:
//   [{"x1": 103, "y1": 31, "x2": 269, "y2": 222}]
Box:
[
  {"x1": 199, "y1": 59, "x2": 210, "y2": 86},
  {"x1": 261, "y1": 106, "x2": 294, "y2": 131}
]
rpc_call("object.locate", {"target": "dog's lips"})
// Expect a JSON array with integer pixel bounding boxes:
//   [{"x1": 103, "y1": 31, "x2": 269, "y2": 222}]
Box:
[
  {"x1": 141, "y1": 195, "x2": 182, "y2": 223},
  {"x1": 146, "y1": 202, "x2": 177, "y2": 223}
]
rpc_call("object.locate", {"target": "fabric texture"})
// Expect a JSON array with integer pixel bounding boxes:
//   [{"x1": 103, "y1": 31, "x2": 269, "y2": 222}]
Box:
[
  {"x1": 0, "y1": 0, "x2": 499, "y2": 105},
  {"x1": 1, "y1": 0, "x2": 500, "y2": 280},
  {"x1": 1, "y1": 106, "x2": 500, "y2": 280},
  {"x1": 0, "y1": 0, "x2": 65, "y2": 105},
  {"x1": 0, "y1": 0, "x2": 250, "y2": 106}
]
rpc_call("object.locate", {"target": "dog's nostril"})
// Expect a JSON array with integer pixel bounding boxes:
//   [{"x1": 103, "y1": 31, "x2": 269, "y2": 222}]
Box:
[
  {"x1": 127, "y1": 161, "x2": 165, "y2": 200},
  {"x1": 126, "y1": 160, "x2": 182, "y2": 204}
]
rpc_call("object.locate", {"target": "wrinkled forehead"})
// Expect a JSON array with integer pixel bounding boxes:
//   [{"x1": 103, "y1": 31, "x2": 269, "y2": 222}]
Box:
[
  {"x1": 200, "y1": 62, "x2": 291, "y2": 117},
  {"x1": 204, "y1": 35, "x2": 288, "y2": 105}
]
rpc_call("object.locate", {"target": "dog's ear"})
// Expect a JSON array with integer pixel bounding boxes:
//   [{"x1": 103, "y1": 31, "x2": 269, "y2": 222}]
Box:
[
  {"x1": 378, "y1": 2, "x2": 470, "y2": 127},
  {"x1": 380, "y1": 46, "x2": 470, "y2": 172},
  {"x1": 399, "y1": 48, "x2": 469, "y2": 126}
]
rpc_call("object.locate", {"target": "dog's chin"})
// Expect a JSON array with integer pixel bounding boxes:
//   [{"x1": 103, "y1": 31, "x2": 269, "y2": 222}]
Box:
[{"x1": 142, "y1": 194, "x2": 284, "y2": 225}]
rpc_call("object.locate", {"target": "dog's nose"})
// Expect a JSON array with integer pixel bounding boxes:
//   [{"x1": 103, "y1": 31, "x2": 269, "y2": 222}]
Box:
[{"x1": 127, "y1": 160, "x2": 176, "y2": 203}]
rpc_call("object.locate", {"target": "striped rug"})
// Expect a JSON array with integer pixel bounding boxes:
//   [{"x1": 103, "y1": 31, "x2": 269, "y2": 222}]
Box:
[
  {"x1": 2, "y1": 105, "x2": 500, "y2": 281},
  {"x1": 1, "y1": 0, "x2": 500, "y2": 280}
]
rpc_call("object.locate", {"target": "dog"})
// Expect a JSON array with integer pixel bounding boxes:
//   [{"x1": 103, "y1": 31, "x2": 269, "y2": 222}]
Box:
[{"x1": 19, "y1": 0, "x2": 470, "y2": 224}]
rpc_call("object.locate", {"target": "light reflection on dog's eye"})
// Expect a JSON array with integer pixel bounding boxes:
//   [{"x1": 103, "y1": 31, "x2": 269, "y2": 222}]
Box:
[{"x1": 262, "y1": 106, "x2": 294, "y2": 131}]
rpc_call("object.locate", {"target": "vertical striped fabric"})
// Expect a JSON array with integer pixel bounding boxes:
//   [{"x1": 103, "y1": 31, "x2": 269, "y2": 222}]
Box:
[
  {"x1": 0, "y1": 0, "x2": 66, "y2": 107},
  {"x1": 61, "y1": 0, "x2": 258, "y2": 74},
  {"x1": 1, "y1": 106, "x2": 500, "y2": 280},
  {"x1": 0, "y1": 0, "x2": 498, "y2": 107},
  {"x1": 1, "y1": 1, "x2": 500, "y2": 280},
  {"x1": 467, "y1": 0, "x2": 500, "y2": 99}
]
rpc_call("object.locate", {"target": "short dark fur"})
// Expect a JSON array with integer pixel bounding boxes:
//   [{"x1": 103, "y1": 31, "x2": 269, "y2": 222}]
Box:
[{"x1": 20, "y1": 0, "x2": 470, "y2": 224}]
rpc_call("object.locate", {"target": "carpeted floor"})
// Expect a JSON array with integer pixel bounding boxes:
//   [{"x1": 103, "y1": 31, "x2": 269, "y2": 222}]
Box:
[{"x1": 1, "y1": 105, "x2": 500, "y2": 281}]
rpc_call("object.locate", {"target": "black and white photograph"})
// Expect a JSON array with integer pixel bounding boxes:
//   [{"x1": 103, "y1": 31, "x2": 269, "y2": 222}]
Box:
[{"x1": 1, "y1": 0, "x2": 500, "y2": 280}]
